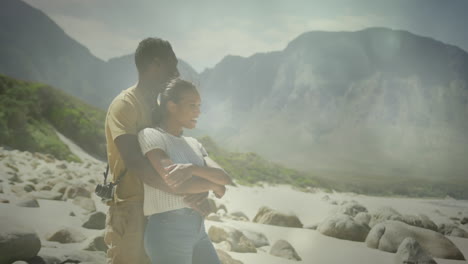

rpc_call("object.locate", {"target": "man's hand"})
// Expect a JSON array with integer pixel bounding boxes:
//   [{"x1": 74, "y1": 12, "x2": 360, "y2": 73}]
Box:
[
  {"x1": 184, "y1": 192, "x2": 211, "y2": 216},
  {"x1": 164, "y1": 163, "x2": 193, "y2": 188},
  {"x1": 213, "y1": 184, "x2": 226, "y2": 199}
]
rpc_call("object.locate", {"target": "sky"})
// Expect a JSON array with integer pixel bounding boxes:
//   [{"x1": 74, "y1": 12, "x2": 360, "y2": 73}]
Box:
[{"x1": 23, "y1": 0, "x2": 468, "y2": 72}]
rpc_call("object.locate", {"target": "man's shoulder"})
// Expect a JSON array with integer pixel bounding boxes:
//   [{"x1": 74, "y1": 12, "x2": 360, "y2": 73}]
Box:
[{"x1": 107, "y1": 86, "x2": 138, "y2": 110}]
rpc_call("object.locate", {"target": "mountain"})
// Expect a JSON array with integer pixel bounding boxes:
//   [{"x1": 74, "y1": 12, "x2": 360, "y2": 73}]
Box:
[
  {"x1": 0, "y1": 74, "x2": 106, "y2": 161},
  {"x1": 197, "y1": 28, "x2": 468, "y2": 181},
  {"x1": 0, "y1": 0, "x2": 199, "y2": 109}
]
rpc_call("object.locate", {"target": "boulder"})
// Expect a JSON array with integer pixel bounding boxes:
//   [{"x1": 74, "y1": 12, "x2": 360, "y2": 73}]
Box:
[
  {"x1": 438, "y1": 223, "x2": 468, "y2": 238},
  {"x1": 354, "y1": 212, "x2": 371, "y2": 225},
  {"x1": 63, "y1": 185, "x2": 92, "y2": 200},
  {"x1": 51, "y1": 182, "x2": 69, "y2": 194},
  {"x1": 241, "y1": 230, "x2": 269, "y2": 247},
  {"x1": 318, "y1": 214, "x2": 370, "y2": 242},
  {"x1": 269, "y1": 240, "x2": 301, "y2": 261},
  {"x1": 83, "y1": 234, "x2": 108, "y2": 252},
  {"x1": 206, "y1": 213, "x2": 223, "y2": 222},
  {"x1": 338, "y1": 201, "x2": 368, "y2": 217},
  {"x1": 366, "y1": 220, "x2": 465, "y2": 260},
  {"x1": 370, "y1": 207, "x2": 437, "y2": 231},
  {"x1": 73, "y1": 197, "x2": 96, "y2": 213},
  {"x1": 394, "y1": 237, "x2": 437, "y2": 264},
  {"x1": 46, "y1": 227, "x2": 86, "y2": 244},
  {"x1": 0, "y1": 218, "x2": 41, "y2": 264},
  {"x1": 208, "y1": 226, "x2": 256, "y2": 253},
  {"x1": 253, "y1": 206, "x2": 303, "y2": 228},
  {"x1": 82, "y1": 211, "x2": 106, "y2": 230},
  {"x1": 216, "y1": 249, "x2": 243, "y2": 264},
  {"x1": 32, "y1": 190, "x2": 63, "y2": 201},
  {"x1": 461, "y1": 217, "x2": 468, "y2": 225},
  {"x1": 229, "y1": 211, "x2": 249, "y2": 222},
  {"x1": 16, "y1": 197, "x2": 39, "y2": 208}
]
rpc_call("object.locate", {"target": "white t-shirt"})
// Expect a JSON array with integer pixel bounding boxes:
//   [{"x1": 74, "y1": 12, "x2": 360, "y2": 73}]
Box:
[{"x1": 138, "y1": 127, "x2": 208, "y2": 216}]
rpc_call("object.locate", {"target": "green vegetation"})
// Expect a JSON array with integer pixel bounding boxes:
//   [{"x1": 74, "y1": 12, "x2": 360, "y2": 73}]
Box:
[
  {"x1": 199, "y1": 136, "x2": 468, "y2": 199},
  {"x1": 199, "y1": 136, "x2": 332, "y2": 190},
  {"x1": 0, "y1": 74, "x2": 106, "y2": 162},
  {"x1": 1, "y1": 73, "x2": 466, "y2": 199}
]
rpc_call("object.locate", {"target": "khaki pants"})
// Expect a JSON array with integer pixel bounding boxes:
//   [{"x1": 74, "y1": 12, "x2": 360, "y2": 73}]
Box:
[{"x1": 104, "y1": 201, "x2": 150, "y2": 264}]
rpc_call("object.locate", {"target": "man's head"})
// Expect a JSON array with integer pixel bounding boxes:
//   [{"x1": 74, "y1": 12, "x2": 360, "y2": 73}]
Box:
[{"x1": 135, "y1": 37, "x2": 179, "y2": 90}]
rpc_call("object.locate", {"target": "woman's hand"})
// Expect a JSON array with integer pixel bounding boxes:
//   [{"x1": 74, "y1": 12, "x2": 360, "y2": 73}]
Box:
[
  {"x1": 212, "y1": 184, "x2": 226, "y2": 199},
  {"x1": 164, "y1": 163, "x2": 193, "y2": 188}
]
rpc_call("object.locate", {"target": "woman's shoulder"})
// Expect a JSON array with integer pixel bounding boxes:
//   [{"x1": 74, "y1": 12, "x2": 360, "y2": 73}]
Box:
[{"x1": 138, "y1": 127, "x2": 165, "y2": 139}]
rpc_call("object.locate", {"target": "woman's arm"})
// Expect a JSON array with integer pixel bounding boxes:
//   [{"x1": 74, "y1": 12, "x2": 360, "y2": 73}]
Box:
[
  {"x1": 145, "y1": 149, "x2": 218, "y2": 194},
  {"x1": 165, "y1": 157, "x2": 234, "y2": 187}
]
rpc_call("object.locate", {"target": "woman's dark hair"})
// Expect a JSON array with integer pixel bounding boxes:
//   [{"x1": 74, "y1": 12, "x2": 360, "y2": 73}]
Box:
[{"x1": 153, "y1": 78, "x2": 198, "y2": 125}]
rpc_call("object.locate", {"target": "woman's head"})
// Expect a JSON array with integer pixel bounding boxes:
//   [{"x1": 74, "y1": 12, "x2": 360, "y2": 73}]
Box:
[{"x1": 153, "y1": 78, "x2": 201, "y2": 129}]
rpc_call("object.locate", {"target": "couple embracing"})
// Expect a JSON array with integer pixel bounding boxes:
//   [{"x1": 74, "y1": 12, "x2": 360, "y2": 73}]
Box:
[{"x1": 104, "y1": 38, "x2": 233, "y2": 264}]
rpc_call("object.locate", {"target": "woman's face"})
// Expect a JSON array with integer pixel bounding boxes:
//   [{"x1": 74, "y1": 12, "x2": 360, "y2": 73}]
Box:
[{"x1": 170, "y1": 89, "x2": 201, "y2": 129}]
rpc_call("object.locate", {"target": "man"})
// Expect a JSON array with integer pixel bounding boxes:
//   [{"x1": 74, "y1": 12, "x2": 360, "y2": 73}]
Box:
[{"x1": 104, "y1": 38, "x2": 208, "y2": 264}]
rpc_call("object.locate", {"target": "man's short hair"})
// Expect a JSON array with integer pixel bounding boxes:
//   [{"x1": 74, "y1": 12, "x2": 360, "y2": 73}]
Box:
[{"x1": 135, "y1": 38, "x2": 176, "y2": 74}]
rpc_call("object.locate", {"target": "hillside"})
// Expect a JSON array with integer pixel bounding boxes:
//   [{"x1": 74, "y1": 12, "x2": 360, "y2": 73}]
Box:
[
  {"x1": 0, "y1": 0, "x2": 199, "y2": 109},
  {"x1": 0, "y1": 75, "x2": 106, "y2": 161},
  {"x1": 198, "y1": 28, "x2": 468, "y2": 182}
]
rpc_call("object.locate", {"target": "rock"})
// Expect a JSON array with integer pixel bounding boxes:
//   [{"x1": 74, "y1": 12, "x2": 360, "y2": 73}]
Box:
[
  {"x1": 438, "y1": 223, "x2": 468, "y2": 238},
  {"x1": 338, "y1": 201, "x2": 368, "y2": 217},
  {"x1": 206, "y1": 198, "x2": 218, "y2": 215},
  {"x1": 304, "y1": 224, "x2": 318, "y2": 230},
  {"x1": 56, "y1": 163, "x2": 67, "y2": 169},
  {"x1": 36, "y1": 183, "x2": 52, "y2": 191},
  {"x1": 206, "y1": 213, "x2": 223, "y2": 222},
  {"x1": 217, "y1": 204, "x2": 228, "y2": 214},
  {"x1": 394, "y1": 237, "x2": 437, "y2": 264},
  {"x1": 370, "y1": 207, "x2": 437, "y2": 231},
  {"x1": 318, "y1": 214, "x2": 370, "y2": 242},
  {"x1": 51, "y1": 182, "x2": 69, "y2": 195},
  {"x1": 23, "y1": 184, "x2": 35, "y2": 192},
  {"x1": 0, "y1": 199, "x2": 9, "y2": 203},
  {"x1": 63, "y1": 185, "x2": 92, "y2": 200},
  {"x1": 366, "y1": 220, "x2": 465, "y2": 260},
  {"x1": 461, "y1": 217, "x2": 468, "y2": 225},
  {"x1": 70, "y1": 211, "x2": 76, "y2": 217},
  {"x1": 269, "y1": 240, "x2": 301, "y2": 261},
  {"x1": 16, "y1": 197, "x2": 40, "y2": 208},
  {"x1": 73, "y1": 197, "x2": 96, "y2": 213},
  {"x1": 83, "y1": 234, "x2": 108, "y2": 252},
  {"x1": 354, "y1": 212, "x2": 371, "y2": 225},
  {"x1": 229, "y1": 211, "x2": 249, "y2": 222},
  {"x1": 216, "y1": 249, "x2": 243, "y2": 264},
  {"x1": 208, "y1": 226, "x2": 256, "y2": 253},
  {"x1": 11, "y1": 185, "x2": 28, "y2": 195},
  {"x1": 0, "y1": 183, "x2": 3, "y2": 193},
  {"x1": 241, "y1": 230, "x2": 269, "y2": 247},
  {"x1": 46, "y1": 227, "x2": 86, "y2": 244},
  {"x1": 321, "y1": 195, "x2": 331, "y2": 201},
  {"x1": 32, "y1": 190, "x2": 63, "y2": 201},
  {"x1": 0, "y1": 218, "x2": 41, "y2": 264},
  {"x1": 253, "y1": 206, "x2": 303, "y2": 228},
  {"x1": 82, "y1": 212, "x2": 106, "y2": 230},
  {"x1": 27, "y1": 178, "x2": 39, "y2": 184},
  {"x1": 37, "y1": 248, "x2": 106, "y2": 264},
  {"x1": 11, "y1": 261, "x2": 28, "y2": 264},
  {"x1": 8, "y1": 173, "x2": 22, "y2": 183}
]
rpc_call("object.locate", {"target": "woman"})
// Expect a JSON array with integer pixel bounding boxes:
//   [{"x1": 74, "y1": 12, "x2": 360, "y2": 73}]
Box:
[{"x1": 137, "y1": 78, "x2": 232, "y2": 264}]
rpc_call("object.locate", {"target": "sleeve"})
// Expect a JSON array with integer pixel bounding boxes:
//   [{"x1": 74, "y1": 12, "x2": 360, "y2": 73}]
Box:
[
  {"x1": 107, "y1": 98, "x2": 138, "y2": 140},
  {"x1": 138, "y1": 128, "x2": 167, "y2": 155},
  {"x1": 197, "y1": 140, "x2": 208, "y2": 157}
]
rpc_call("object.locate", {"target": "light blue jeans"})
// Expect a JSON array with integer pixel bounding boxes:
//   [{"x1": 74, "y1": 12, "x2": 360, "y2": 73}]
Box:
[{"x1": 144, "y1": 208, "x2": 221, "y2": 264}]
